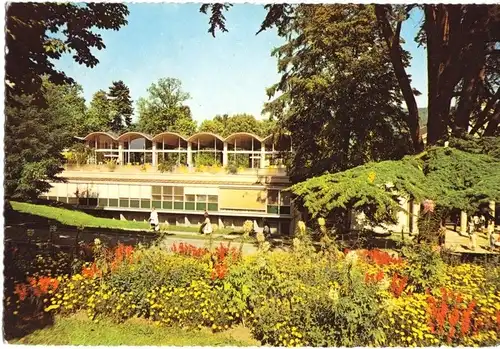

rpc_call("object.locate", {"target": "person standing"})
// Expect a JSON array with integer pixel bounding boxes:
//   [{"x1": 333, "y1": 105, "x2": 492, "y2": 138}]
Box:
[
  {"x1": 202, "y1": 211, "x2": 212, "y2": 235},
  {"x1": 149, "y1": 207, "x2": 159, "y2": 231}
]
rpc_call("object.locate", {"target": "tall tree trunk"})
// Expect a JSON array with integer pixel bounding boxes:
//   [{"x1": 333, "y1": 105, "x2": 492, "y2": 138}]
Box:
[
  {"x1": 484, "y1": 103, "x2": 500, "y2": 136},
  {"x1": 425, "y1": 5, "x2": 465, "y2": 145},
  {"x1": 453, "y1": 59, "x2": 485, "y2": 137},
  {"x1": 375, "y1": 4, "x2": 422, "y2": 152},
  {"x1": 469, "y1": 87, "x2": 500, "y2": 135}
]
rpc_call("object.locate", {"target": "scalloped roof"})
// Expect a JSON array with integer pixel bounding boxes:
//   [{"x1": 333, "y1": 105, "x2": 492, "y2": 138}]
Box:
[{"x1": 79, "y1": 131, "x2": 282, "y2": 143}]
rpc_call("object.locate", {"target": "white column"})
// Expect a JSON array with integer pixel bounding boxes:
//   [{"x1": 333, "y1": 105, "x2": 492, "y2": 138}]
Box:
[
  {"x1": 187, "y1": 142, "x2": 193, "y2": 167},
  {"x1": 223, "y1": 142, "x2": 228, "y2": 167},
  {"x1": 488, "y1": 201, "x2": 496, "y2": 241},
  {"x1": 460, "y1": 211, "x2": 467, "y2": 235},
  {"x1": 397, "y1": 197, "x2": 408, "y2": 233},
  {"x1": 411, "y1": 201, "x2": 420, "y2": 235},
  {"x1": 118, "y1": 143, "x2": 123, "y2": 165},
  {"x1": 152, "y1": 143, "x2": 157, "y2": 166},
  {"x1": 260, "y1": 144, "x2": 265, "y2": 169}
]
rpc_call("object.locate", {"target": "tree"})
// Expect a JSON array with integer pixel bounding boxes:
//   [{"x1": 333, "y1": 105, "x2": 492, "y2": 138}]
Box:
[
  {"x1": 4, "y1": 80, "x2": 86, "y2": 199},
  {"x1": 136, "y1": 78, "x2": 193, "y2": 135},
  {"x1": 199, "y1": 119, "x2": 225, "y2": 135},
  {"x1": 41, "y1": 76, "x2": 88, "y2": 138},
  {"x1": 108, "y1": 80, "x2": 134, "y2": 132},
  {"x1": 198, "y1": 114, "x2": 274, "y2": 137},
  {"x1": 291, "y1": 157, "x2": 428, "y2": 230},
  {"x1": 5, "y1": 2, "x2": 129, "y2": 105},
  {"x1": 86, "y1": 90, "x2": 113, "y2": 133},
  {"x1": 262, "y1": 5, "x2": 412, "y2": 182},
  {"x1": 291, "y1": 144, "x2": 500, "y2": 232},
  {"x1": 202, "y1": 4, "x2": 500, "y2": 146},
  {"x1": 224, "y1": 114, "x2": 262, "y2": 136}
]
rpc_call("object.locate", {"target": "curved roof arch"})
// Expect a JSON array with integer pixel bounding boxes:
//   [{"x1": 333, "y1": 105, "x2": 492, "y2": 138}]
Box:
[
  {"x1": 261, "y1": 133, "x2": 292, "y2": 144},
  {"x1": 224, "y1": 132, "x2": 262, "y2": 143},
  {"x1": 116, "y1": 131, "x2": 153, "y2": 141},
  {"x1": 187, "y1": 132, "x2": 225, "y2": 143},
  {"x1": 151, "y1": 132, "x2": 188, "y2": 142},
  {"x1": 83, "y1": 132, "x2": 118, "y2": 141}
]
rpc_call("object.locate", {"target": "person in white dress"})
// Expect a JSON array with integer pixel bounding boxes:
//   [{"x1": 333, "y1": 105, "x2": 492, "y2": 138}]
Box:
[{"x1": 149, "y1": 207, "x2": 159, "y2": 231}]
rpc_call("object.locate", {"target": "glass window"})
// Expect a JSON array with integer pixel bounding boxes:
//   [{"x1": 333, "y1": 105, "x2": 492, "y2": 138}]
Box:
[
  {"x1": 196, "y1": 195, "x2": 207, "y2": 202},
  {"x1": 174, "y1": 195, "x2": 183, "y2": 202},
  {"x1": 185, "y1": 194, "x2": 195, "y2": 202},
  {"x1": 174, "y1": 187, "x2": 184, "y2": 195},
  {"x1": 208, "y1": 195, "x2": 218, "y2": 203},
  {"x1": 267, "y1": 190, "x2": 279, "y2": 205},
  {"x1": 163, "y1": 186, "x2": 173, "y2": 195},
  {"x1": 280, "y1": 191, "x2": 291, "y2": 206},
  {"x1": 163, "y1": 194, "x2": 173, "y2": 201},
  {"x1": 152, "y1": 186, "x2": 162, "y2": 195}
]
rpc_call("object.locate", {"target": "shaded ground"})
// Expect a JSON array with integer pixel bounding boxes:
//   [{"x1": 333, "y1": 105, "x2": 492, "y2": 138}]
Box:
[
  {"x1": 445, "y1": 228, "x2": 499, "y2": 255},
  {"x1": 9, "y1": 312, "x2": 260, "y2": 346}
]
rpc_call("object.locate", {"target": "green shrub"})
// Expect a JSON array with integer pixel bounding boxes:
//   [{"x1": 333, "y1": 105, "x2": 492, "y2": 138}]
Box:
[
  {"x1": 158, "y1": 158, "x2": 176, "y2": 173},
  {"x1": 226, "y1": 162, "x2": 238, "y2": 174},
  {"x1": 106, "y1": 159, "x2": 117, "y2": 171},
  {"x1": 250, "y1": 258, "x2": 385, "y2": 346},
  {"x1": 401, "y1": 243, "x2": 446, "y2": 292},
  {"x1": 106, "y1": 246, "x2": 211, "y2": 305},
  {"x1": 195, "y1": 153, "x2": 221, "y2": 167}
]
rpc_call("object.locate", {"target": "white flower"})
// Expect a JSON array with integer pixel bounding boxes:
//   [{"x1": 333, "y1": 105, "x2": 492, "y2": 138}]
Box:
[
  {"x1": 94, "y1": 238, "x2": 101, "y2": 246},
  {"x1": 345, "y1": 251, "x2": 359, "y2": 264},
  {"x1": 297, "y1": 221, "x2": 306, "y2": 234}
]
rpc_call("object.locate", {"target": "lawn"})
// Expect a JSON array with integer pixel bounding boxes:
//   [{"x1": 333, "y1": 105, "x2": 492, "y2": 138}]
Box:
[
  {"x1": 10, "y1": 201, "x2": 234, "y2": 235},
  {"x1": 10, "y1": 313, "x2": 259, "y2": 346}
]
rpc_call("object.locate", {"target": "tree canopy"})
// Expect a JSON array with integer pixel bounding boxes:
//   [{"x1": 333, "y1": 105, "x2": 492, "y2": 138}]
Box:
[
  {"x1": 5, "y1": 79, "x2": 88, "y2": 199},
  {"x1": 202, "y1": 3, "x2": 500, "y2": 147},
  {"x1": 5, "y1": 2, "x2": 129, "y2": 105},
  {"x1": 4, "y1": 2, "x2": 129, "y2": 200},
  {"x1": 262, "y1": 4, "x2": 412, "y2": 182},
  {"x1": 136, "y1": 78, "x2": 196, "y2": 136},
  {"x1": 108, "y1": 80, "x2": 134, "y2": 132},
  {"x1": 198, "y1": 113, "x2": 274, "y2": 137},
  {"x1": 291, "y1": 144, "x2": 500, "y2": 228}
]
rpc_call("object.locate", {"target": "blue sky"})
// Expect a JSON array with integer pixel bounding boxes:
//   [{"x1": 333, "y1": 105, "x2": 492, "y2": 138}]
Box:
[{"x1": 54, "y1": 4, "x2": 427, "y2": 124}]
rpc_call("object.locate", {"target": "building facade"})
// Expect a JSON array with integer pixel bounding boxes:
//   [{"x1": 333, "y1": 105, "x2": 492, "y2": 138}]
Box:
[{"x1": 43, "y1": 131, "x2": 296, "y2": 234}]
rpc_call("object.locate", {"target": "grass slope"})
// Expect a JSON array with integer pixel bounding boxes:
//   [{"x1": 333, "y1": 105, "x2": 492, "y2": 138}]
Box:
[
  {"x1": 10, "y1": 314, "x2": 259, "y2": 346},
  {"x1": 10, "y1": 201, "x2": 233, "y2": 235}
]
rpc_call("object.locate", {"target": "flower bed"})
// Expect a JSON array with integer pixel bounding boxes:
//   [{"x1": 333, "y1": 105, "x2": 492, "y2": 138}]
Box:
[{"x1": 4, "y1": 240, "x2": 500, "y2": 346}]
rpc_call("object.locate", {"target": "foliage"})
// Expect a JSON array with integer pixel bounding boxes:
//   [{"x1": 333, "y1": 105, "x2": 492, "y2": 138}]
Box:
[
  {"x1": 136, "y1": 78, "x2": 193, "y2": 135},
  {"x1": 198, "y1": 114, "x2": 275, "y2": 138},
  {"x1": 6, "y1": 238, "x2": 500, "y2": 346},
  {"x1": 5, "y1": 78, "x2": 88, "y2": 199},
  {"x1": 194, "y1": 152, "x2": 221, "y2": 167},
  {"x1": 66, "y1": 143, "x2": 92, "y2": 166},
  {"x1": 5, "y1": 94, "x2": 66, "y2": 199},
  {"x1": 420, "y1": 147, "x2": 500, "y2": 212},
  {"x1": 105, "y1": 159, "x2": 117, "y2": 172},
  {"x1": 5, "y1": 2, "x2": 129, "y2": 105},
  {"x1": 157, "y1": 158, "x2": 177, "y2": 173},
  {"x1": 400, "y1": 243, "x2": 446, "y2": 293},
  {"x1": 226, "y1": 162, "x2": 238, "y2": 174},
  {"x1": 291, "y1": 157, "x2": 427, "y2": 227},
  {"x1": 108, "y1": 80, "x2": 134, "y2": 132},
  {"x1": 85, "y1": 90, "x2": 114, "y2": 133}
]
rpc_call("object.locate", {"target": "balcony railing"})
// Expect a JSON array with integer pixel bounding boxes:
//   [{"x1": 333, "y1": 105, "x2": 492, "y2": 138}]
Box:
[{"x1": 64, "y1": 163, "x2": 288, "y2": 176}]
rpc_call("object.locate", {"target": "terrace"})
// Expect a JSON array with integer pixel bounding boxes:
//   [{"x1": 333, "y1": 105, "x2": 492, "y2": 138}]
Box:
[{"x1": 67, "y1": 131, "x2": 292, "y2": 176}]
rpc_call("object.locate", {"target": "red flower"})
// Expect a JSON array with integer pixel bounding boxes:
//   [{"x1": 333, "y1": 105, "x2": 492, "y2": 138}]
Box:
[{"x1": 390, "y1": 273, "x2": 408, "y2": 298}]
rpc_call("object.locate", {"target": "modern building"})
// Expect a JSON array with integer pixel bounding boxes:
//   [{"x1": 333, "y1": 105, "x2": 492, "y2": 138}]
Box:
[{"x1": 43, "y1": 131, "x2": 297, "y2": 234}]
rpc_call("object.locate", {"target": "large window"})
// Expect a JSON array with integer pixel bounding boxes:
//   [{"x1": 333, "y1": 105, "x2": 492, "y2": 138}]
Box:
[
  {"x1": 267, "y1": 190, "x2": 291, "y2": 215},
  {"x1": 52, "y1": 182, "x2": 222, "y2": 213}
]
